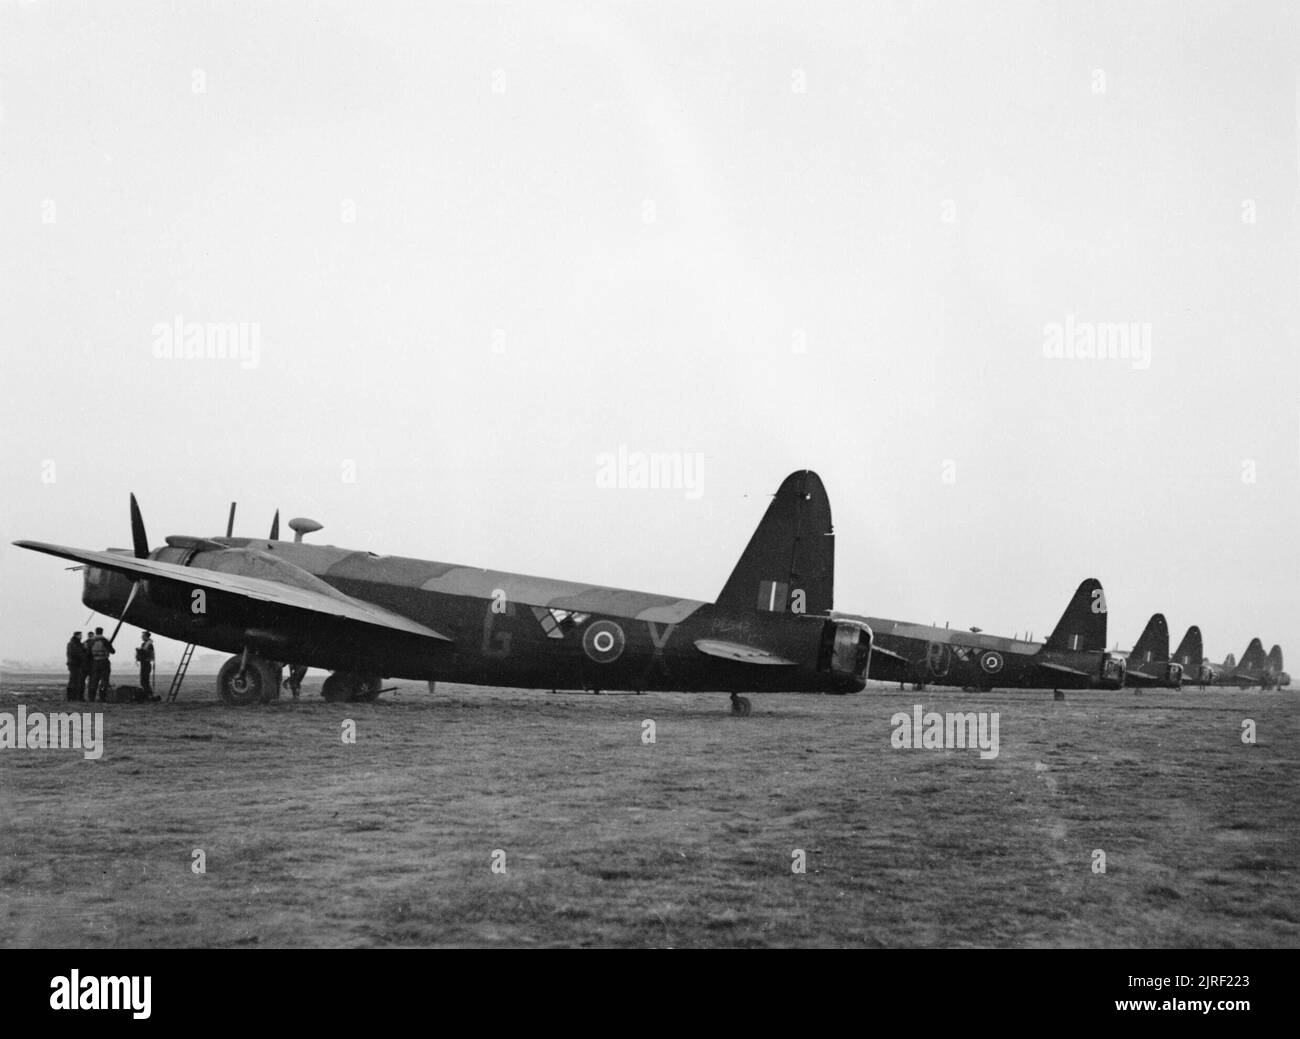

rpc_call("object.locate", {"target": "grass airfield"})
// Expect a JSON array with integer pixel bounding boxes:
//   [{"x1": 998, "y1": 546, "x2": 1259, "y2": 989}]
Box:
[{"x1": 1, "y1": 673, "x2": 1296, "y2": 948}]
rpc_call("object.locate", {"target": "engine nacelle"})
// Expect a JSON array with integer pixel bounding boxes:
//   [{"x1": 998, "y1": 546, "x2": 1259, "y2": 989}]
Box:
[{"x1": 1099, "y1": 651, "x2": 1126, "y2": 689}]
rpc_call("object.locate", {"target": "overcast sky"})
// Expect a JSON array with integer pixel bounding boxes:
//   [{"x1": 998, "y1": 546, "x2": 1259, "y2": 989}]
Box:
[{"x1": 1, "y1": 0, "x2": 1297, "y2": 669}]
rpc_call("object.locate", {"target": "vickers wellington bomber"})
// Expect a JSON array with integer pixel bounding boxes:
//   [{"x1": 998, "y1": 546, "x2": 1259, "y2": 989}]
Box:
[
  {"x1": 14, "y1": 472, "x2": 873, "y2": 714},
  {"x1": 1172, "y1": 625, "x2": 1213, "y2": 687},
  {"x1": 832, "y1": 578, "x2": 1128, "y2": 692},
  {"x1": 1120, "y1": 613, "x2": 1183, "y2": 690},
  {"x1": 1200, "y1": 638, "x2": 1289, "y2": 690}
]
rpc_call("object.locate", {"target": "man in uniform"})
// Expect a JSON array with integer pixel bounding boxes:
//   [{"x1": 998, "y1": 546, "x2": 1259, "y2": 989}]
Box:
[
  {"x1": 86, "y1": 627, "x2": 114, "y2": 702},
  {"x1": 136, "y1": 631, "x2": 156, "y2": 697},
  {"x1": 65, "y1": 631, "x2": 86, "y2": 701}
]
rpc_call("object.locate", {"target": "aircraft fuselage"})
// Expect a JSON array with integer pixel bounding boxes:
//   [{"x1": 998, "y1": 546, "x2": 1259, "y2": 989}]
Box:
[
  {"x1": 82, "y1": 536, "x2": 872, "y2": 694},
  {"x1": 832, "y1": 613, "x2": 1126, "y2": 691}
]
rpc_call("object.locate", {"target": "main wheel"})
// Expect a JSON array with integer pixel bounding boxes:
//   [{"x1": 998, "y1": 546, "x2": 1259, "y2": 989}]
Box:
[
  {"x1": 321, "y1": 672, "x2": 382, "y2": 703},
  {"x1": 217, "y1": 655, "x2": 279, "y2": 705},
  {"x1": 320, "y1": 673, "x2": 349, "y2": 702},
  {"x1": 353, "y1": 676, "x2": 382, "y2": 702}
]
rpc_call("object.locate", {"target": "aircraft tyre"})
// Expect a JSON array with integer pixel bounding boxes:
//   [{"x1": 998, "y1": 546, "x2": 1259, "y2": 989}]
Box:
[
  {"x1": 730, "y1": 693, "x2": 752, "y2": 717},
  {"x1": 321, "y1": 672, "x2": 382, "y2": 703},
  {"x1": 217, "y1": 654, "x2": 280, "y2": 706}
]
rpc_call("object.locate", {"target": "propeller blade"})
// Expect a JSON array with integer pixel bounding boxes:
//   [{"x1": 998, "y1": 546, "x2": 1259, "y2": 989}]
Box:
[
  {"x1": 226, "y1": 501, "x2": 237, "y2": 537},
  {"x1": 129, "y1": 493, "x2": 149, "y2": 559},
  {"x1": 108, "y1": 580, "x2": 141, "y2": 646},
  {"x1": 270, "y1": 510, "x2": 280, "y2": 540}
]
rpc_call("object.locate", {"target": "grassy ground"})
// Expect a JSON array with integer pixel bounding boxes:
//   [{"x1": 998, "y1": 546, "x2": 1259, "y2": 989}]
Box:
[{"x1": 1, "y1": 675, "x2": 1296, "y2": 947}]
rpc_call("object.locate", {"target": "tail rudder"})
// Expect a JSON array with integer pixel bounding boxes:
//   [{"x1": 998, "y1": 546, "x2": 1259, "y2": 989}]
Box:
[
  {"x1": 1044, "y1": 578, "x2": 1108, "y2": 653},
  {"x1": 1239, "y1": 637, "x2": 1267, "y2": 672},
  {"x1": 1268, "y1": 644, "x2": 1284, "y2": 671},
  {"x1": 1173, "y1": 625, "x2": 1203, "y2": 668},
  {"x1": 716, "y1": 470, "x2": 833, "y2": 615},
  {"x1": 1130, "y1": 613, "x2": 1170, "y2": 666}
]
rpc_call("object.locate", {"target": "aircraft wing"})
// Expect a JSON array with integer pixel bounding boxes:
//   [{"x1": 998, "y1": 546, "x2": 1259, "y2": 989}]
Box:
[
  {"x1": 694, "y1": 639, "x2": 798, "y2": 666},
  {"x1": 14, "y1": 540, "x2": 450, "y2": 642}
]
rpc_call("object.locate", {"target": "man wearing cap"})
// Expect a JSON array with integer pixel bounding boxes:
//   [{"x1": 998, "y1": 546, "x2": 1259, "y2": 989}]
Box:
[{"x1": 136, "y1": 631, "x2": 156, "y2": 698}]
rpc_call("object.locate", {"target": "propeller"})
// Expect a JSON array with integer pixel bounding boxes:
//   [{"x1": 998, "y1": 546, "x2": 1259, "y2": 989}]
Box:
[
  {"x1": 129, "y1": 492, "x2": 149, "y2": 559},
  {"x1": 117, "y1": 492, "x2": 150, "y2": 645},
  {"x1": 270, "y1": 510, "x2": 280, "y2": 540},
  {"x1": 108, "y1": 581, "x2": 140, "y2": 646},
  {"x1": 226, "y1": 501, "x2": 237, "y2": 537}
]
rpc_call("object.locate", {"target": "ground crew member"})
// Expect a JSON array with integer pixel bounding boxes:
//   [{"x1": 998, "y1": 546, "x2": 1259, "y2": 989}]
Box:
[
  {"x1": 87, "y1": 627, "x2": 114, "y2": 702},
  {"x1": 66, "y1": 631, "x2": 86, "y2": 701},
  {"x1": 286, "y1": 663, "x2": 307, "y2": 699},
  {"x1": 136, "y1": 631, "x2": 155, "y2": 696},
  {"x1": 80, "y1": 633, "x2": 92, "y2": 700}
]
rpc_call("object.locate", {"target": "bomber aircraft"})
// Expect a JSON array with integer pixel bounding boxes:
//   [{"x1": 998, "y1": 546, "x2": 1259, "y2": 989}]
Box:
[
  {"x1": 833, "y1": 579, "x2": 1128, "y2": 692},
  {"x1": 1120, "y1": 613, "x2": 1183, "y2": 689},
  {"x1": 1267, "y1": 645, "x2": 1290, "y2": 688},
  {"x1": 14, "y1": 471, "x2": 873, "y2": 714},
  {"x1": 1203, "y1": 638, "x2": 1286, "y2": 689},
  {"x1": 1171, "y1": 625, "x2": 1213, "y2": 687}
]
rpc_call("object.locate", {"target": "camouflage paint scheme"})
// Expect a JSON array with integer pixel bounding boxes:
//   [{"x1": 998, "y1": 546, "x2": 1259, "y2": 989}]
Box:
[{"x1": 17, "y1": 472, "x2": 873, "y2": 699}]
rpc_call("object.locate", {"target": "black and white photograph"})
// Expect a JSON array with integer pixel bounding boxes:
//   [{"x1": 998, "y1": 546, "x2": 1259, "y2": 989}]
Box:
[{"x1": 1, "y1": 0, "x2": 1296, "y2": 997}]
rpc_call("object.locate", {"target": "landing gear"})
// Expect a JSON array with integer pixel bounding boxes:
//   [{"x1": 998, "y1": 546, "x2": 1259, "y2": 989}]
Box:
[
  {"x1": 730, "y1": 693, "x2": 752, "y2": 717},
  {"x1": 321, "y1": 672, "x2": 382, "y2": 703},
  {"x1": 217, "y1": 652, "x2": 282, "y2": 705}
]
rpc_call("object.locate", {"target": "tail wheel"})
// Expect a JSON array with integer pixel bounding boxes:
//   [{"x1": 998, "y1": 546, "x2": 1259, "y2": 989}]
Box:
[{"x1": 217, "y1": 655, "x2": 280, "y2": 705}]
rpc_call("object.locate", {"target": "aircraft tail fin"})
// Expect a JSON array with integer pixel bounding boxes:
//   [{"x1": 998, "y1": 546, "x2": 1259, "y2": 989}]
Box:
[
  {"x1": 716, "y1": 470, "x2": 833, "y2": 615},
  {"x1": 1172, "y1": 626, "x2": 1203, "y2": 668},
  {"x1": 1043, "y1": 578, "x2": 1108, "y2": 653},
  {"x1": 1239, "y1": 637, "x2": 1268, "y2": 672},
  {"x1": 1268, "y1": 644, "x2": 1284, "y2": 672},
  {"x1": 1130, "y1": 613, "x2": 1169, "y2": 665}
]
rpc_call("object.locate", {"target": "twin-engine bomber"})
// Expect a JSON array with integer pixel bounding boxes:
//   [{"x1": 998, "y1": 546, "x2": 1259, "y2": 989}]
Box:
[
  {"x1": 14, "y1": 472, "x2": 871, "y2": 713},
  {"x1": 15, "y1": 470, "x2": 1286, "y2": 705}
]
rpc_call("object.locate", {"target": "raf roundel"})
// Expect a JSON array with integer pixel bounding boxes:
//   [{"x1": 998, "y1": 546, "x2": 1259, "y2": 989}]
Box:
[
  {"x1": 979, "y1": 650, "x2": 1004, "y2": 674},
  {"x1": 583, "y1": 620, "x2": 626, "y2": 664}
]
